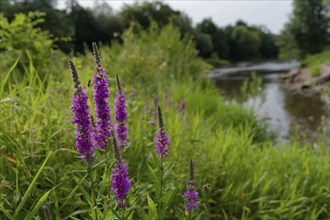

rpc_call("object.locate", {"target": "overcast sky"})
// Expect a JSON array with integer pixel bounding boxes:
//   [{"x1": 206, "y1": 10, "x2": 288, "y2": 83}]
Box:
[{"x1": 56, "y1": 0, "x2": 293, "y2": 34}]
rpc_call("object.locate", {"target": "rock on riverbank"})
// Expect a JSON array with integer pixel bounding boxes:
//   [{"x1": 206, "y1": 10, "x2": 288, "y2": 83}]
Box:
[{"x1": 281, "y1": 61, "x2": 330, "y2": 95}]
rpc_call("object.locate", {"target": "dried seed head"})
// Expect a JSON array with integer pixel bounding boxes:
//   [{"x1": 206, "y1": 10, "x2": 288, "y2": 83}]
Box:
[
  {"x1": 92, "y1": 42, "x2": 102, "y2": 72},
  {"x1": 189, "y1": 160, "x2": 195, "y2": 188},
  {"x1": 69, "y1": 60, "x2": 81, "y2": 90},
  {"x1": 115, "y1": 73, "x2": 122, "y2": 92},
  {"x1": 158, "y1": 105, "x2": 164, "y2": 132}
]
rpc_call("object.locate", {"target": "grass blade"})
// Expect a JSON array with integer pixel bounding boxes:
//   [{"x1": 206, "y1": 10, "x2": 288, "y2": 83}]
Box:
[
  {"x1": 25, "y1": 188, "x2": 53, "y2": 220},
  {"x1": 0, "y1": 54, "x2": 21, "y2": 91},
  {"x1": 0, "y1": 204, "x2": 14, "y2": 220},
  {"x1": 13, "y1": 151, "x2": 52, "y2": 218}
]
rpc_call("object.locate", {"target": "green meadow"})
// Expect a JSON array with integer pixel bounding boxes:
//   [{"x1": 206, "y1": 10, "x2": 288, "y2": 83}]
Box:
[{"x1": 0, "y1": 14, "x2": 329, "y2": 220}]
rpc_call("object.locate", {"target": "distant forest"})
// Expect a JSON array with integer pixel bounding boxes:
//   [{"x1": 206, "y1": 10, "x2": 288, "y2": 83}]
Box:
[{"x1": 1, "y1": 0, "x2": 329, "y2": 63}]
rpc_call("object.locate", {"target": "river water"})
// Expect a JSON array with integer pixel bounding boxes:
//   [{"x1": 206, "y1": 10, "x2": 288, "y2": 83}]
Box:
[{"x1": 209, "y1": 61, "x2": 327, "y2": 142}]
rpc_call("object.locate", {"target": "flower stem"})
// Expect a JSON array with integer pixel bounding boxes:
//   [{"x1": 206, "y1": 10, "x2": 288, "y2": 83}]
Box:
[
  {"x1": 88, "y1": 161, "x2": 99, "y2": 220},
  {"x1": 121, "y1": 207, "x2": 126, "y2": 220},
  {"x1": 159, "y1": 157, "x2": 164, "y2": 218}
]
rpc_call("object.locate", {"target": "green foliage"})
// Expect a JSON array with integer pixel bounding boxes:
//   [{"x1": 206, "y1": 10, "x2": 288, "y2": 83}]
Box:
[
  {"x1": 276, "y1": 23, "x2": 300, "y2": 60},
  {"x1": 0, "y1": 11, "x2": 67, "y2": 80},
  {"x1": 205, "y1": 54, "x2": 230, "y2": 68},
  {"x1": 278, "y1": 0, "x2": 330, "y2": 58},
  {"x1": 196, "y1": 19, "x2": 278, "y2": 62},
  {"x1": 241, "y1": 72, "x2": 263, "y2": 101},
  {"x1": 301, "y1": 51, "x2": 330, "y2": 77},
  {"x1": 1, "y1": 1, "x2": 280, "y2": 62},
  {"x1": 231, "y1": 25, "x2": 261, "y2": 60},
  {"x1": 194, "y1": 32, "x2": 214, "y2": 58},
  {"x1": 0, "y1": 19, "x2": 329, "y2": 220}
]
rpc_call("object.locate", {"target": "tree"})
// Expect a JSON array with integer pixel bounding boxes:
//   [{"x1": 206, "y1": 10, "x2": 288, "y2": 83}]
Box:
[
  {"x1": 253, "y1": 26, "x2": 278, "y2": 59},
  {"x1": 121, "y1": 1, "x2": 179, "y2": 29},
  {"x1": 196, "y1": 18, "x2": 229, "y2": 60},
  {"x1": 194, "y1": 32, "x2": 213, "y2": 58},
  {"x1": 280, "y1": 0, "x2": 329, "y2": 57},
  {"x1": 230, "y1": 25, "x2": 261, "y2": 61},
  {"x1": 91, "y1": 1, "x2": 124, "y2": 45},
  {"x1": 277, "y1": 23, "x2": 300, "y2": 59}
]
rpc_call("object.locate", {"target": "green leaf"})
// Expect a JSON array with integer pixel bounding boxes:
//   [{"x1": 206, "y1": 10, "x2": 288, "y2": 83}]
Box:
[
  {"x1": 147, "y1": 163, "x2": 159, "y2": 184},
  {"x1": 0, "y1": 205, "x2": 14, "y2": 220},
  {"x1": 0, "y1": 54, "x2": 21, "y2": 91},
  {"x1": 194, "y1": 211, "x2": 205, "y2": 220},
  {"x1": 14, "y1": 151, "x2": 52, "y2": 218},
  {"x1": 60, "y1": 174, "x2": 88, "y2": 209},
  {"x1": 25, "y1": 188, "x2": 53, "y2": 220},
  {"x1": 147, "y1": 193, "x2": 158, "y2": 219},
  {"x1": 63, "y1": 209, "x2": 90, "y2": 220},
  {"x1": 72, "y1": 175, "x2": 91, "y2": 202}
]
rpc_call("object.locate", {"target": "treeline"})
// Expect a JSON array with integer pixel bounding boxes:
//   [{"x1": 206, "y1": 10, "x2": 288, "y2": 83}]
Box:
[
  {"x1": 0, "y1": 0, "x2": 280, "y2": 63},
  {"x1": 277, "y1": 0, "x2": 330, "y2": 59}
]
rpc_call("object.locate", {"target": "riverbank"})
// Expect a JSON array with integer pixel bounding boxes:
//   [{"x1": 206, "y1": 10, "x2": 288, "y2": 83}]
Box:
[
  {"x1": 210, "y1": 60, "x2": 327, "y2": 143},
  {"x1": 281, "y1": 51, "x2": 330, "y2": 96}
]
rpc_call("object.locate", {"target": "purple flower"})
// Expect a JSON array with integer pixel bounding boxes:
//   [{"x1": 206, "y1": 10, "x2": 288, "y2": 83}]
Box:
[
  {"x1": 183, "y1": 190, "x2": 199, "y2": 211},
  {"x1": 177, "y1": 99, "x2": 185, "y2": 113},
  {"x1": 111, "y1": 160, "x2": 131, "y2": 208},
  {"x1": 114, "y1": 74, "x2": 128, "y2": 148},
  {"x1": 164, "y1": 92, "x2": 172, "y2": 107},
  {"x1": 111, "y1": 137, "x2": 131, "y2": 208},
  {"x1": 130, "y1": 87, "x2": 137, "y2": 100},
  {"x1": 154, "y1": 106, "x2": 170, "y2": 158},
  {"x1": 69, "y1": 61, "x2": 94, "y2": 160},
  {"x1": 92, "y1": 43, "x2": 113, "y2": 149},
  {"x1": 154, "y1": 130, "x2": 170, "y2": 158},
  {"x1": 93, "y1": 69, "x2": 113, "y2": 148},
  {"x1": 183, "y1": 160, "x2": 199, "y2": 212},
  {"x1": 145, "y1": 101, "x2": 150, "y2": 115},
  {"x1": 177, "y1": 99, "x2": 186, "y2": 120}
]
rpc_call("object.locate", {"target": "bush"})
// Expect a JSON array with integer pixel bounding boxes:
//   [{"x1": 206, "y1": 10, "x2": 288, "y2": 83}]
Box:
[
  {"x1": 300, "y1": 50, "x2": 330, "y2": 77},
  {"x1": 0, "y1": 11, "x2": 67, "y2": 81}
]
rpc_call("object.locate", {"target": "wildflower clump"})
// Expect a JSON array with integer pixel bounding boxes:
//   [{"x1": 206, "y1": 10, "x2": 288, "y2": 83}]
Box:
[{"x1": 69, "y1": 60, "x2": 94, "y2": 160}]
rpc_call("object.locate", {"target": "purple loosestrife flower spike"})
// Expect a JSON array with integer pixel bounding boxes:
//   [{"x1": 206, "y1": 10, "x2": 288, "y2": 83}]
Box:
[
  {"x1": 151, "y1": 96, "x2": 159, "y2": 125},
  {"x1": 177, "y1": 99, "x2": 186, "y2": 121},
  {"x1": 154, "y1": 105, "x2": 170, "y2": 158},
  {"x1": 69, "y1": 60, "x2": 94, "y2": 160},
  {"x1": 114, "y1": 74, "x2": 128, "y2": 148},
  {"x1": 183, "y1": 160, "x2": 199, "y2": 211},
  {"x1": 145, "y1": 101, "x2": 150, "y2": 115},
  {"x1": 92, "y1": 42, "x2": 102, "y2": 71},
  {"x1": 111, "y1": 137, "x2": 131, "y2": 208},
  {"x1": 164, "y1": 92, "x2": 172, "y2": 107},
  {"x1": 92, "y1": 43, "x2": 113, "y2": 148},
  {"x1": 130, "y1": 87, "x2": 137, "y2": 100}
]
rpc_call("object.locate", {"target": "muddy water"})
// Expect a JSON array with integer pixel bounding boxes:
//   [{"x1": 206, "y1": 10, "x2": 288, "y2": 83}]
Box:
[{"x1": 210, "y1": 61, "x2": 327, "y2": 142}]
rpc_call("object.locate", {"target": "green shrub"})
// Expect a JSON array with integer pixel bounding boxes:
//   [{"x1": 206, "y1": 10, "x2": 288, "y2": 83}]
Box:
[
  {"x1": 0, "y1": 11, "x2": 67, "y2": 81},
  {"x1": 300, "y1": 51, "x2": 330, "y2": 77}
]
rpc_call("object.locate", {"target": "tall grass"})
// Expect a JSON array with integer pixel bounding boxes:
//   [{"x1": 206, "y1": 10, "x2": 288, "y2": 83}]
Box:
[
  {"x1": 300, "y1": 50, "x2": 330, "y2": 77},
  {"x1": 0, "y1": 23, "x2": 329, "y2": 219}
]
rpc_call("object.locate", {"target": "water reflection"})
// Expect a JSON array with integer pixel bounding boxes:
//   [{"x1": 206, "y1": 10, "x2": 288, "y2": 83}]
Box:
[{"x1": 213, "y1": 67, "x2": 326, "y2": 142}]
